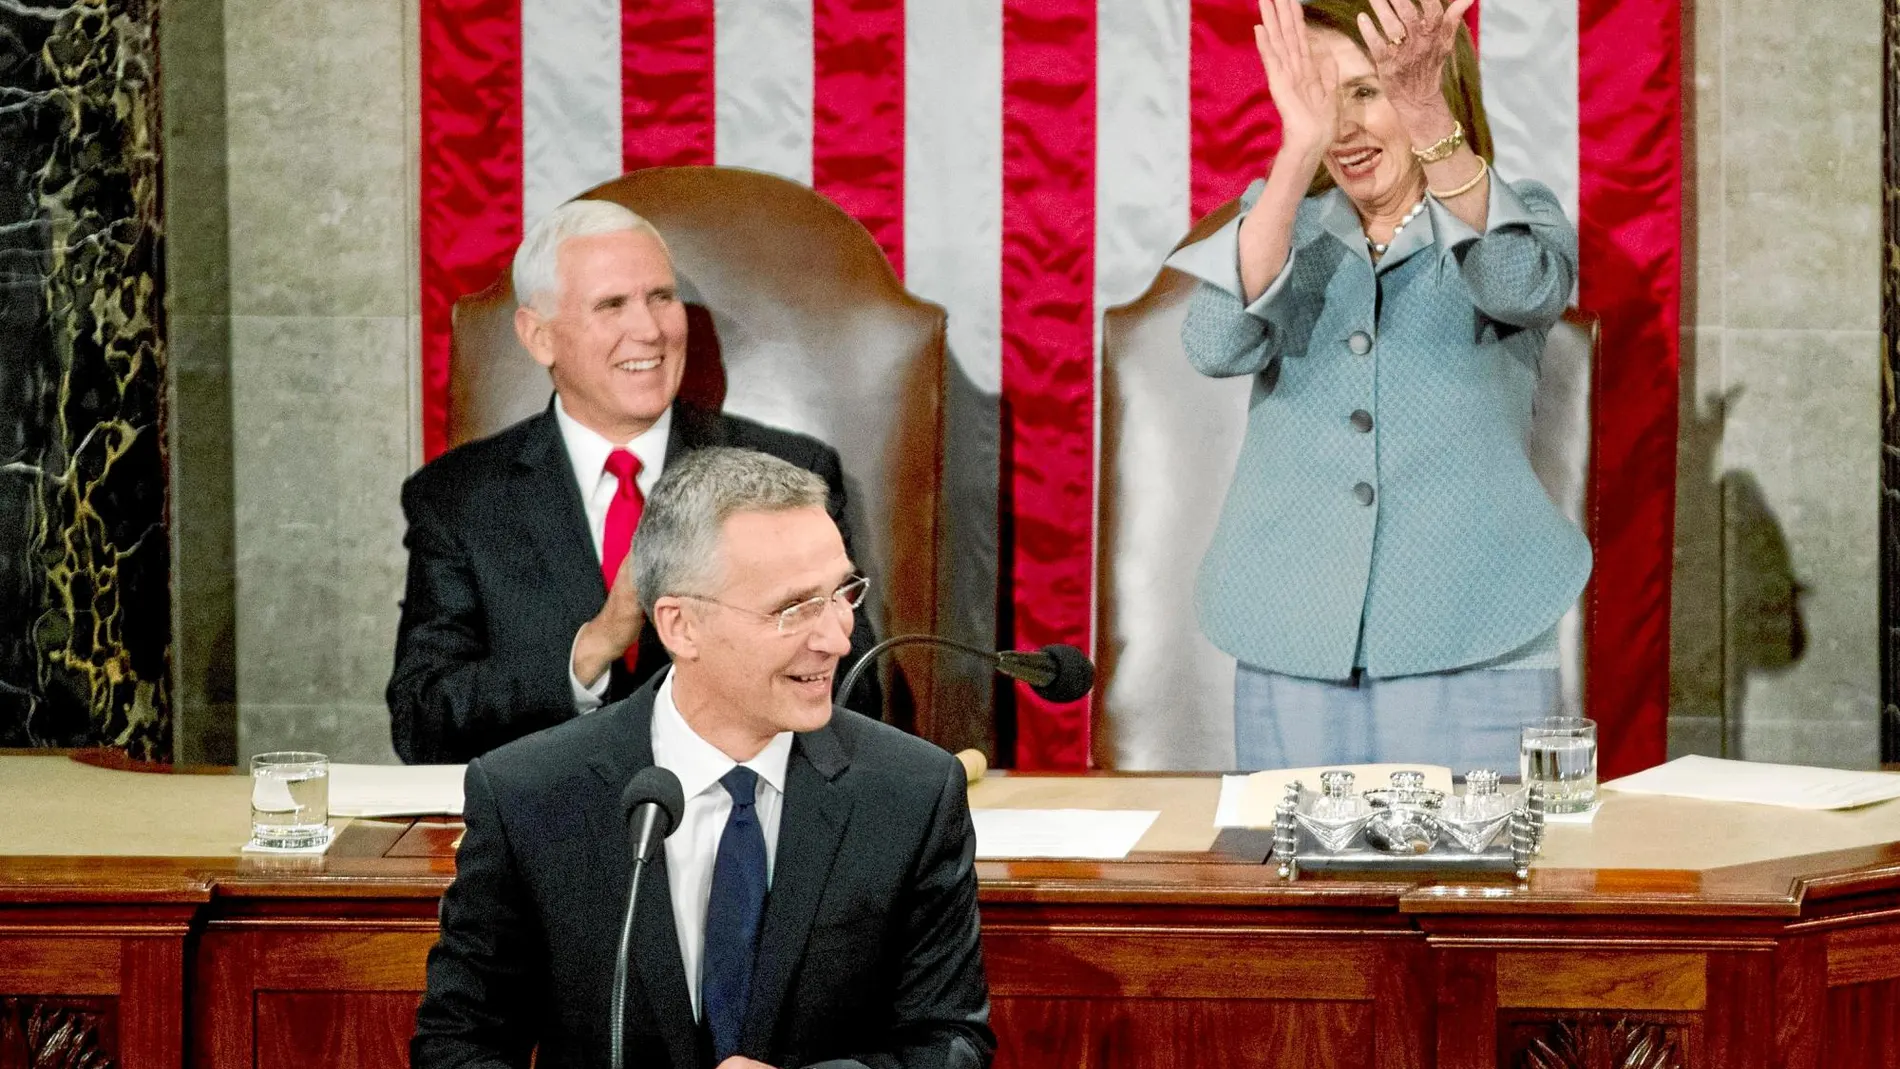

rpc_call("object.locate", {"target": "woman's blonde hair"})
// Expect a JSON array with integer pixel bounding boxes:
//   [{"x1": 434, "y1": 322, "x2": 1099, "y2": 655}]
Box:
[{"x1": 1298, "y1": 0, "x2": 1491, "y2": 196}]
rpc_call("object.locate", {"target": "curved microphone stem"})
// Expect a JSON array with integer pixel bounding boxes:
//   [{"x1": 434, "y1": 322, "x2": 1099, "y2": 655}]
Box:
[
  {"x1": 609, "y1": 857, "x2": 645, "y2": 1069},
  {"x1": 835, "y1": 633, "x2": 1001, "y2": 706},
  {"x1": 611, "y1": 809, "x2": 662, "y2": 1069}
]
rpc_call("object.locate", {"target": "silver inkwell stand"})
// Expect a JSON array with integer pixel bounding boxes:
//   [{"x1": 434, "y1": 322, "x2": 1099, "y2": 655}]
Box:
[{"x1": 1271, "y1": 768, "x2": 1547, "y2": 881}]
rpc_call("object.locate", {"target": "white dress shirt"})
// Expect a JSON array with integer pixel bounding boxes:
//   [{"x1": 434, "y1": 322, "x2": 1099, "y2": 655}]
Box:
[
  {"x1": 555, "y1": 397, "x2": 672, "y2": 710},
  {"x1": 650, "y1": 670, "x2": 790, "y2": 1020}
]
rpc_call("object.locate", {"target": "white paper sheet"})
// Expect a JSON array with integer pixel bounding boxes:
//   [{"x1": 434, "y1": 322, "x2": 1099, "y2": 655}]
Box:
[
  {"x1": 1214, "y1": 775, "x2": 1252, "y2": 828},
  {"x1": 1603, "y1": 755, "x2": 1900, "y2": 811},
  {"x1": 1542, "y1": 801, "x2": 1600, "y2": 824},
  {"x1": 327, "y1": 763, "x2": 467, "y2": 817},
  {"x1": 971, "y1": 809, "x2": 1159, "y2": 859}
]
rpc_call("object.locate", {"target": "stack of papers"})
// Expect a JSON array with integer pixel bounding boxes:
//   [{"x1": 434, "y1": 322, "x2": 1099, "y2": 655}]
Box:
[
  {"x1": 1604, "y1": 755, "x2": 1900, "y2": 810},
  {"x1": 328, "y1": 763, "x2": 467, "y2": 817}
]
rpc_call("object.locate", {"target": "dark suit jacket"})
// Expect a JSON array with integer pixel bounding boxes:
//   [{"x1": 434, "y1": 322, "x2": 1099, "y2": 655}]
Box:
[
  {"x1": 411, "y1": 676, "x2": 995, "y2": 1069},
  {"x1": 388, "y1": 402, "x2": 880, "y2": 765}
]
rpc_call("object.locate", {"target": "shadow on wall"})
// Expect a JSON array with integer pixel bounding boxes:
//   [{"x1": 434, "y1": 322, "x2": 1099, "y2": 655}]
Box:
[{"x1": 1679, "y1": 386, "x2": 1808, "y2": 756}]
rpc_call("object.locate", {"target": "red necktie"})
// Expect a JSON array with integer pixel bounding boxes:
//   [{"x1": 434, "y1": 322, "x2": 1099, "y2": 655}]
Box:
[{"x1": 600, "y1": 448, "x2": 644, "y2": 594}]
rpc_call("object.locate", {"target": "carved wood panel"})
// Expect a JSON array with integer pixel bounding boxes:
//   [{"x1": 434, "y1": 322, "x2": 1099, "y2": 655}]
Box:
[
  {"x1": 0, "y1": 998, "x2": 117, "y2": 1069},
  {"x1": 1500, "y1": 1013, "x2": 1693, "y2": 1069},
  {"x1": 992, "y1": 997, "x2": 1378, "y2": 1069},
  {"x1": 1824, "y1": 978, "x2": 1900, "y2": 1069},
  {"x1": 253, "y1": 992, "x2": 419, "y2": 1069}
]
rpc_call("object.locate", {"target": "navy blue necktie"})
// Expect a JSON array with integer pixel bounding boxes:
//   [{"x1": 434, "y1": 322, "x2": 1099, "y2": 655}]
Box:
[{"x1": 702, "y1": 766, "x2": 767, "y2": 1063}]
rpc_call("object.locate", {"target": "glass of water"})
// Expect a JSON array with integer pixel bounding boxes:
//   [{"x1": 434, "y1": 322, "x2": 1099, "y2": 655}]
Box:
[
  {"x1": 1519, "y1": 717, "x2": 1597, "y2": 814},
  {"x1": 250, "y1": 751, "x2": 331, "y2": 849}
]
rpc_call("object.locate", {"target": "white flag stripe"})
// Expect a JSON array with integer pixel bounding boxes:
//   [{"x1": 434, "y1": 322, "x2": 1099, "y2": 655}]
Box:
[
  {"x1": 520, "y1": 0, "x2": 624, "y2": 226},
  {"x1": 1479, "y1": 0, "x2": 1581, "y2": 226},
  {"x1": 1093, "y1": 0, "x2": 1192, "y2": 661},
  {"x1": 714, "y1": 0, "x2": 816, "y2": 186},
  {"x1": 1094, "y1": 0, "x2": 1193, "y2": 322},
  {"x1": 903, "y1": 0, "x2": 1005, "y2": 393}
]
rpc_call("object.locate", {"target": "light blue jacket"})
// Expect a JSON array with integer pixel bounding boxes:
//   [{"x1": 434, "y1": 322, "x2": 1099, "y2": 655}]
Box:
[{"x1": 1166, "y1": 171, "x2": 1589, "y2": 681}]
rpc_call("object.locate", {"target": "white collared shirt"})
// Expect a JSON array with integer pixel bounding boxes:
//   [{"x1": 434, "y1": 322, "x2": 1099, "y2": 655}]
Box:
[
  {"x1": 552, "y1": 395, "x2": 672, "y2": 559},
  {"x1": 650, "y1": 670, "x2": 790, "y2": 1020},
  {"x1": 555, "y1": 397, "x2": 673, "y2": 709}
]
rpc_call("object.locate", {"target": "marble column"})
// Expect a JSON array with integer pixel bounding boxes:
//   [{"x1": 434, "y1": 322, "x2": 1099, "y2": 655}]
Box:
[
  {"x1": 1883, "y1": 0, "x2": 1900, "y2": 764},
  {"x1": 221, "y1": 0, "x2": 417, "y2": 765},
  {"x1": 1673, "y1": 0, "x2": 1883, "y2": 769},
  {"x1": 0, "y1": 0, "x2": 171, "y2": 760}
]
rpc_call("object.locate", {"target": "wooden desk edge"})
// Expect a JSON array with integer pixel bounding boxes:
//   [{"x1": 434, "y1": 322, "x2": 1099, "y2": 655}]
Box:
[{"x1": 4, "y1": 817, "x2": 1898, "y2": 918}]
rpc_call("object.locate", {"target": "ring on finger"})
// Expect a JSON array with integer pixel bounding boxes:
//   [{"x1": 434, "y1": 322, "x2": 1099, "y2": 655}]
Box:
[{"x1": 1390, "y1": 30, "x2": 1407, "y2": 45}]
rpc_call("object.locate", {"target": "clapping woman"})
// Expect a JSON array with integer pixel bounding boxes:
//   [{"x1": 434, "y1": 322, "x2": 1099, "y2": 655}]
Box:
[{"x1": 1166, "y1": 0, "x2": 1587, "y2": 771}]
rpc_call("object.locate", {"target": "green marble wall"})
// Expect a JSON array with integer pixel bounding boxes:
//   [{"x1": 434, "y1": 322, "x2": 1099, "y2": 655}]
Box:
[{"x1": 0, "y1": 0, "x2": 171, "y2": 760}]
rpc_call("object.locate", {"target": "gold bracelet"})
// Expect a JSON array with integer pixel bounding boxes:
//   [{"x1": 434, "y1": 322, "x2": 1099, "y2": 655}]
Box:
[
  {"x1": 1429, "y1": 158, "x2": 1489, "y2": 200},
  {"x1": 1411, "y1": 120, "x2": 1464, "y2": 164}
]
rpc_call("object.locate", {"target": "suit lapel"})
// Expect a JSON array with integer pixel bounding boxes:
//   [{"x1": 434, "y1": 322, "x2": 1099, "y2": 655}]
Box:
[
  {"x1": 664, "y1": 402, "x2": 728, "y2": 467},
  {"x1": 1311, "y1": 185, "x2": 1433, "y2": 275},
  {"x1": 1375, "y1": 200, "x2": 1433, "y2": 274},
  {"x1": 1313, "y1": 188, "x2": 1372, "y2": 266},
  {"x1": 738, "y1": 723, "x2": 855, "y2": 1056},
  {"x1": 586, "y1": 688, "x2": 700, "y2": 1069},
  {"x1": 511, "y1": 407, "x2": 606, "y2": 620}
]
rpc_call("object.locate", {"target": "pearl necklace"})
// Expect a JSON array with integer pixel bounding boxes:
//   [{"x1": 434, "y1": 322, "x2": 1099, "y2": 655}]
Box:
[{"x1": 1366, "y1": 198, "x2": 1427, "y2": 257}]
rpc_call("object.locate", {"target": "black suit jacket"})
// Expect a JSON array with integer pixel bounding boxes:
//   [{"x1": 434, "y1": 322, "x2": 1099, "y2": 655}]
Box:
[
  {"x1": 388, "y1": 402, "x2": 880, "y2": 765},
  {"x1": 411, "y1": 677, "x2": 994, "y2": 1069}
]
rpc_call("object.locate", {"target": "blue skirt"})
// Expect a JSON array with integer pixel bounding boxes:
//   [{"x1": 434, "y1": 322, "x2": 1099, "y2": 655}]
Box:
[{"x1": 1233, "y1": 663, "x2": 1561, "y2": 774}]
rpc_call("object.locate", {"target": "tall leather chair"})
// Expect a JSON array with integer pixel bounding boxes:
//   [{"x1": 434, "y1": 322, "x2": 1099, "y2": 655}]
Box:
[
  {"x1": 1094, "y1": 200, "x2": 1599, "y2": 769},
  {"x1": 448, "y1": 166, "x2": 978, "y2": 749}
]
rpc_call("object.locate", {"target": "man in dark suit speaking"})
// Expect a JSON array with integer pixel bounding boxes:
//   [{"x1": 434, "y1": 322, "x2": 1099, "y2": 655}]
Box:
[
  {"x1": 388, "y1": 199, "x2": 875, "y2": 765},
  {"x1": 412, "y1": 447, "x2": 993, "y2": 1069}
]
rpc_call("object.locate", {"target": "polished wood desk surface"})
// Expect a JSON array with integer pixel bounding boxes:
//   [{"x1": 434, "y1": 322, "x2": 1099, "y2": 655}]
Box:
[{"x1": 4, "y1": 753, "x2": 1900, "y2": 916}]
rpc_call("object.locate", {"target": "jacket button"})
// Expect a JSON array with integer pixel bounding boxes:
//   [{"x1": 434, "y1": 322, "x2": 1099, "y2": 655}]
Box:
[
  {"x1": 1353, "y1": 483, "x2": 1375, "y2": 506},
  {"x1": 1350, "y1": 410, "x2": 1373, "y2": 433},
  {"x1": 1348, "y1": 332, "x2": 1372, "y2": 355}
]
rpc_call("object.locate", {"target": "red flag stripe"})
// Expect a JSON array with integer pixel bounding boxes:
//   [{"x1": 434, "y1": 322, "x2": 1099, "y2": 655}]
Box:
[
  {"x1": 1578, "y1": 0, "x2": 1680, "y2": 779},
  {"x1": 1003, "y1": 1, "x2": 1097, "y2": 769},
  {"x1": 419, "y1": 0, "x2": 525, "y2": 460},
  {"x1": 622, "y1": 0, "x2": 717, "y2": 170},
  {"x1": 813, "y1": 0, "x2": 907, "y2": 278},
  {"x1": 1189, "y1": 0, "x2": 1279, "y2": 221}
]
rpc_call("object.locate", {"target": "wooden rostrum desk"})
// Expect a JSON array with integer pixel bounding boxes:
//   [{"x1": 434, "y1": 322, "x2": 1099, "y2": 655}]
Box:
[{"x1": 3, "y1": 755, "x2": 1900, "y2": 1068}]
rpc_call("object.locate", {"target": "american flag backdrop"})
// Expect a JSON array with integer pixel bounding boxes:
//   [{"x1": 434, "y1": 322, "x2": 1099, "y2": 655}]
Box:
[{"x1": 418, "y1": 0, "x2": 1680, "y2": 777}]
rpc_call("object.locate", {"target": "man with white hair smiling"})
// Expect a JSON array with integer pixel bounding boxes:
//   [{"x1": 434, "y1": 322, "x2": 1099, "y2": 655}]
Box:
[{"x1": 388, "y1": 199, "x2": 877, "y2": 765}]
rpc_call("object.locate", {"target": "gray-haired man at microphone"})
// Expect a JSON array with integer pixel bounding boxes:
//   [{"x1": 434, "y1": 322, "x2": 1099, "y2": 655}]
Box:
[{"x1": 413, "y1": 447, "x2": 994, "y2": 1069}]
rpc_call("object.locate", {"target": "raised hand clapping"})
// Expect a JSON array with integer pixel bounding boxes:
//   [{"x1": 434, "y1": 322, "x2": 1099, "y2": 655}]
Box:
[
  {"x1": 1254, "y1": 0, "x2": 1340, "y2": 162},
  {"x1": 1355, "y1": 0, "x2": 1476, "y2": 116}
]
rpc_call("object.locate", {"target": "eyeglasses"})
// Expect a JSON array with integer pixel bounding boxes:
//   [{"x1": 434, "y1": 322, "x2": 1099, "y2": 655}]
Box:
[{"x1": 676, "y1": 575, "x2": 870, "y2": 635}]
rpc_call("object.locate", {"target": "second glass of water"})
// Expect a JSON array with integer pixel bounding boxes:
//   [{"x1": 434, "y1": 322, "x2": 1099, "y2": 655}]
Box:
[
  {"x1": 250, "y1": 751, "x2": 331, "y2": 849},
  {"x1": 1518, "y1": 717, "x2": 1597, "y2": 814}
]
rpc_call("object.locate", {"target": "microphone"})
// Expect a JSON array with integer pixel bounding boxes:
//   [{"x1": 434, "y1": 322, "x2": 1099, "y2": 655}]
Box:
[
  {"x1": 622, "y1": 766, "x2": 683, "y2": 862},
  {"x1": 836, "y1": 635, "x2": 1097, "y2": 712},
  {"x1": 611, "y1": 767, "x2": 684, "y2": 1069},
  {"x1": 996, "y1": 643, "x2": 1096, "y2": 703}
]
